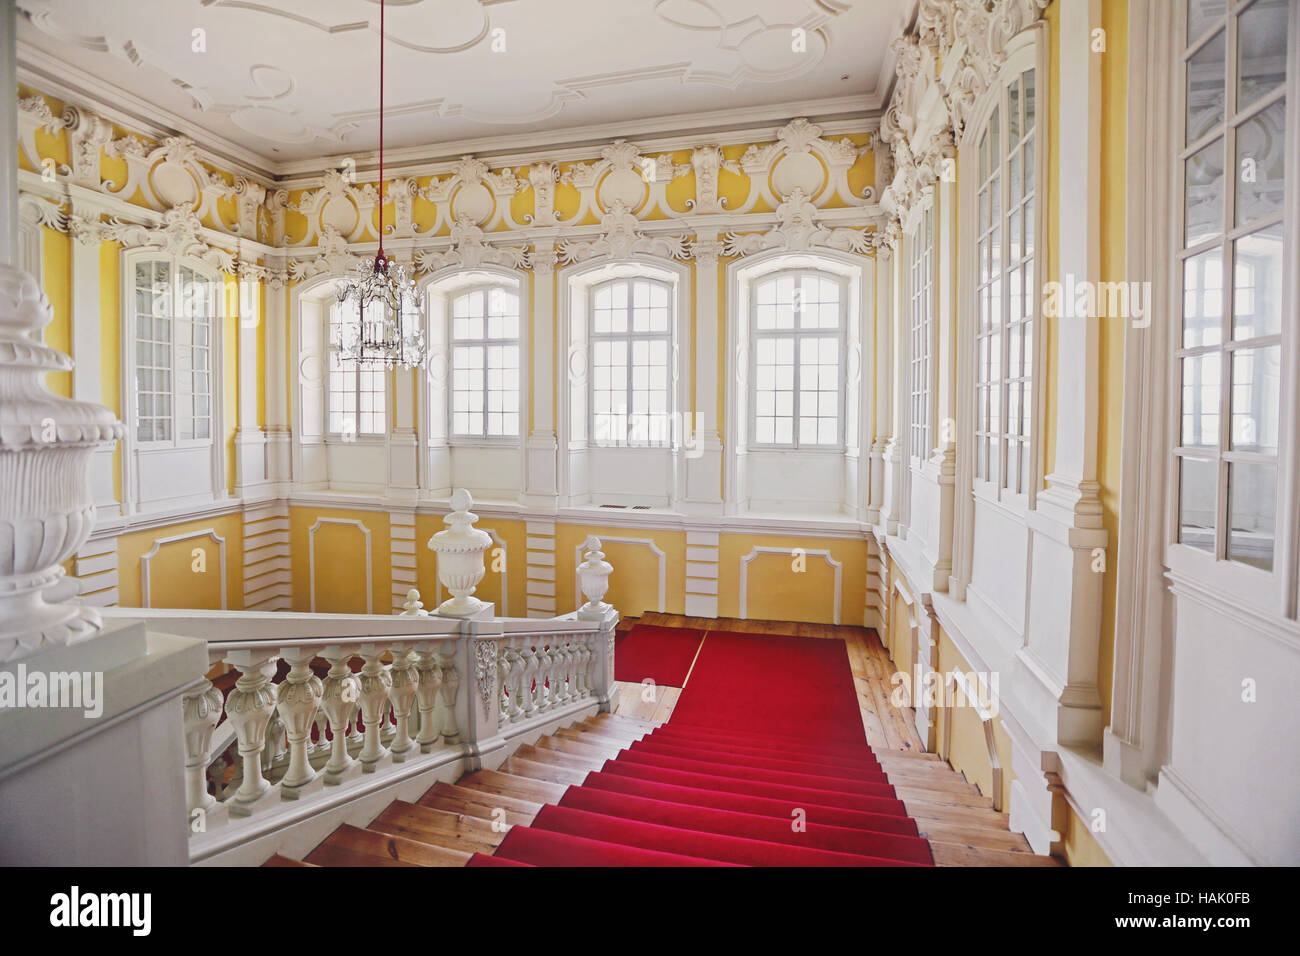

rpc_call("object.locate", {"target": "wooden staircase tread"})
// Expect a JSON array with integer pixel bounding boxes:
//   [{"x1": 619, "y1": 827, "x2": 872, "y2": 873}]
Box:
[
  {"x1": 535, "y1": 734, "x2": 626, "y2": 760},
  {"x1": 914, "y1": 821, "x2": 1031, "y2": 852},
  {"x1": 422, "y1": 781, "x2": 542, "y2": 818},
  {"x1": 515, "y1": 744, "x2": 605, "y2": 772},
  {"x1": 500, "y1": 755, "x2": 590, "y2": 786},
  {"x1": 895, "y1": 785, "x2": 997, "y2": 809},
  {"x1": 885, "y1": 771, "x2": 984, "y2": 794},
  {"x1": 368, "y1": 801, "x2": 507, "y2": 854},
  {"x1": 460, "y1": 768, "x2": 570, "y2": 804},
  {"x1": 929, "y1": 842, "x2": 1062, "y2": 866},
  {"x1": 305, "y1": 825, "x2": 472, "y2": 867},
  {"x1": 905, "y1": 801, "x2": 1009, "y2": 827},
  {"x1": 263, "y1": 854, "x2": 316, "y2": 867}
]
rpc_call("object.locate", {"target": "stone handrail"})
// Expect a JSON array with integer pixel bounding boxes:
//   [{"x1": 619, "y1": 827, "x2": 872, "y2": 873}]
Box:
[{"x1": 93, "y1": 496, "x2": 621, "y2": 864}]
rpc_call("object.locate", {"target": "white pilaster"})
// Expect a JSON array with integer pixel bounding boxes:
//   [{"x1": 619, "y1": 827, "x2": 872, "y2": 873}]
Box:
[
  {"x1": 523, "y1": 242, "x2": 559, "y2": 506},
  {"x1": 682, "y1": 234, "x2": 724, "y2": 514},
  {"x1": 234, "y1": 258, "x2": 269, "y2": 498},
  {"x1": 683, "y1": 530, "x2": 720, "y2": 618},
  {"x1": 242, "y1": 501, "x2": 291, "y2": 610}
]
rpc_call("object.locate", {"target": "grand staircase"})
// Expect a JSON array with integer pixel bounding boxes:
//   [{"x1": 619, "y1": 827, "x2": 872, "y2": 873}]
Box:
[{"x1": 268, "y1": 616, "x2": 1061, "y2": 867}]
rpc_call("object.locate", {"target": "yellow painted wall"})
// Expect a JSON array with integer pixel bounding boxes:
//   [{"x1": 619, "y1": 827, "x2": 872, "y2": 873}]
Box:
[
  {"x1": 115, "y1": 513, "x2": 245, "y2": 610},
  {"x1": 1059, "y1": 799, "x2": 1115, "y2": 866},
  {"x1": 717, "y1": 534, "x2": 867, "y2": 626},
  {"x1": 935, "y1": 626, "x2": 1017, "y2": 815},
  {"x1": 41, "y1": 227, "x2": 71, "y2": 398},
  {"x1": 289, "y1": 507, "x2": 391, "y2": 614},
  {"x1": 555, "y1": 523, "x2": 688, "y2": 618}
]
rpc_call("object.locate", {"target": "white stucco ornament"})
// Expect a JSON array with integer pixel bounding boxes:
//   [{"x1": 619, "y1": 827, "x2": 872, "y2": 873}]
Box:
[
  {"x1": 577, "y1": 535, "x2": 613, "y2": 620},
  {"x1": 428, "y1": 488, "x2": 492, "y2": 617},
  {"x1": 0, "y1": 263, "x2": 125, "y2": 662}
]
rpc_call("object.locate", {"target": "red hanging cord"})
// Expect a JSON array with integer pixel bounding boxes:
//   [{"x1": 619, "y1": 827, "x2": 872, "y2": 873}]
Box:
[{"x1": 376, "y1": 0, "x2": 385, "y2": 263}]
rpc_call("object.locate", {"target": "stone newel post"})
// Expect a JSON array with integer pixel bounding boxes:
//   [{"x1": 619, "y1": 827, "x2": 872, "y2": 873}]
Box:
[
  {"x1": 0, "y1": 263, "x2": 124, "y2": 662},
  {"x1": 428, "y1": 488, "x2": 493, "y2": 617}
]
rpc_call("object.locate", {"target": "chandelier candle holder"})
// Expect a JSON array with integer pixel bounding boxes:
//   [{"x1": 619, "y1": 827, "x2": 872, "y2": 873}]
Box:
[
  {"x1": 0, "y1": 264, "x2": 125, "y2": 662},
  {"x1": 428, "y1": 488, "x2": 493, "y2": 618},
  {"x1": 577, "y1": 536, "x2": 614, "y2": 620},
  {"x1": 334, "y1": 0, "x2": 426, "y2": 369}
]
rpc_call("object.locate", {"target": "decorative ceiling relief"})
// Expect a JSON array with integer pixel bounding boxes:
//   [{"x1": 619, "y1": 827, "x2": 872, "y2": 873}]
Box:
[
  {"x1": 879, "y1": 0, "x2": 1048, "y2": 226},
  {"x1": 16, "y1": 0, "x2": 892, "y2": 164}
]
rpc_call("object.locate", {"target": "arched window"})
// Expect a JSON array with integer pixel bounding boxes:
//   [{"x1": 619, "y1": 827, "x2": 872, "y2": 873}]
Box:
[
  {"x1": 749, "y1": 269, "x2": 845, "y2": 448},
  {"x1": 326, "y1": 298, "x2": 387, "y2": 437},
  {"x1": 130, "y1": 257, "x2": 218, "y2": 444},
  {"x1": 589, "y1": 276, "x2": 672, "y2": 446},
  {"x1": 449, "y1": 284, "x2": 520, "y2": 439},
  {"x1": 973, "y1": 65, "x2": 1037, "y2": 497}
]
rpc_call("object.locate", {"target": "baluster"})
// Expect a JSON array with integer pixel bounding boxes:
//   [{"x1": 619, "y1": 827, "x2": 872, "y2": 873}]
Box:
[
  {"x1": 414, "y1": 641, "x2": 444, "y2": 752},
  {"x1": 536, "y1": 642, "x2": 554, "y2": 712},
  {"x1": 357, "y1": 644, "x2": 393, "y2": 770},
  {"x1": 262, "y1": 710, "x2": 286, "y2": 772},
  {"x1": 311, "y1": 715, "x2": 330, "y2": 754},
  {"x1": 224, "y1": 651, "x2": 280, "y2": 811},
  {"x1": 320, "y1": 647, "x2": 360, "y2": 783},
  {"x1": 182, "y1": 679, "x2": 223, "y2": 818},
  {"x1": 388, "y1": 644, "x2": 419, "y2": 762},
  {"x1": 519, "y1": 642, "x2": 538, "y2": 718},
  {"x1": 438, "y1": 644, "x2": 461, "y2": 741},
  {"x1": 498, "y1": 639, "x2": 513, "y2": 721},
  {"x1": 556, "y1": 638, "x2": 572, "y2": 704},
  {"x1": 580, "y1": 634, "x2": 595, "y2": 697},
  {"x1": 509, "y1": 638, "x2": 527, "y2": 722},
  {"x1": 277, "y1": 649, "x2": 323, "y2": 796}
]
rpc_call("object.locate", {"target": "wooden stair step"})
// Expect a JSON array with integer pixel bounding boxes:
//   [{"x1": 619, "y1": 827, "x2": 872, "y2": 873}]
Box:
[
  {"x1": 930, "y1": 842, "x2": 1063, "y2": 866},
  {"x1": 535, "y1": 734, "x2": 625, "y2": 761},
  {"x1": 500, "y1": 755, "x2": 589, "y2": 786},
  {"x1": 369, "y1": 801, "x2": 507, "y2": 855},
  {"x1": 263, "y1": 854, "x2": 316, "y2": 867},
  {"x1": 305, "y1": 824, "x2": 471, "y2": 867},
  {"x1": 459, "y1": 768, "x2": 569, "y2": 805},
  {"x1": 895, "y1": 785, "x2": 996, "y2": 809},
  {"x1": 905, "y1": 800, "x2": 1009, "y2": 828},
  {"x1": 914, "y1": 821, "x2": 1031, "y2": 853},
  {"x1": 421, "y1": 781, "x2": 541, "y2": 822},
  {"x1": 515, "y1": 744, "x2": 604, "y2": 772}
]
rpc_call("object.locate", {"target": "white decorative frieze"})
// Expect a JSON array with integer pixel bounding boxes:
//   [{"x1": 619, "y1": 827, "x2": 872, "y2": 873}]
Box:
[
  {"x1": 722, "y1": 188, "x2": 872, "y2": 257},
  {"x1": 414, "y1": 217, "x2": 531, "y2": 273},
  {"x1": 557, "y1": 200, "x2": 689, "y2": 264}
]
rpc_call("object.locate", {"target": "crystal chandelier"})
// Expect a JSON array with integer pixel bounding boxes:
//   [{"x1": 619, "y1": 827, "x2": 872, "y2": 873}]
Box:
[{"x1": 335, "y1": 0, "x2": 425, "y2": 368}]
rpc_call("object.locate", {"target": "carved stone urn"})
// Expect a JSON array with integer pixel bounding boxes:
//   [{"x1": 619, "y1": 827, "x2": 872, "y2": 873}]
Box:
[
  {"x1": 428, "y1": 488, "x2": 492, "y2": 617},
  {"x1": 0, "y1": 263, "x2": 124, "y2": 662},
  {"x1": 577, "y1": 535, "x2": 613, "y2": 620}
]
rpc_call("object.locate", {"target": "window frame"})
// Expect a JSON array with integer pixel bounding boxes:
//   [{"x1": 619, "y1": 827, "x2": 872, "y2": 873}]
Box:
[
  {"x1": 908, "y1": 203, "x2": 937, "y2": 468},
  {"x1": 324, "y1": 297, "x2": 390, "y2": 441},
  {"x1": 447, "y1": 281, "x2": 523, "y2": 444},
  {"x1": 968, "y1": 55, "x2": 1043, "y2": 513},
  {"x1": 746, "y1": 268, "x2": 849, "y2": 452},
  {"x1": 126, "y1": 254, "x2": 220, "y2": 450},
  {"x1": 587, "y1": 275, "x2": 676, "y2": 449},
  {"x1": 1165, "y1": 0, "x2": 1297, "y2": 602}
]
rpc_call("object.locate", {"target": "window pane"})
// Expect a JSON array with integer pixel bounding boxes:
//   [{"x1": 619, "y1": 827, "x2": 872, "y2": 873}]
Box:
[
  {"x1": 1181, "y1": 353, "x2": 1222, "y2": 448},
  {"x1": 1227, "y1": 461, "x2": 1276, "y2": 570},
  {"x1": 1230, "y1": 345, "x2": 1280, "y2": 454},
  {"x1": 1234, "y1": 97, "x2": 1286, "y2": 226},
  {"x1": 1178, "y1": 456, "x2": 1218, "y2": 552},
  {"x1": 1232, "y1": 222, "x2": 1284, "y2": 339},
  {"x1": 1186, "y1": 29, "x2": 1226, "y2": 144},
  {"x1": 1184, "y1": 138, "x2": 1224, "y2": 246},
  {"x1": 1237, "y1": 0, "x2": 1289, "y2": 107},
  {"x1": 1182, "y1": 247, "x2": 1224, "y2": 347},
  {"x1": 1187, "y1": 0, "x2": 1221, "y2": 44}
]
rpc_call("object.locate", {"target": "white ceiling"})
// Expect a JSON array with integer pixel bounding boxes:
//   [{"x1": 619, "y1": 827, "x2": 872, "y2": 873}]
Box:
[{"x1": 17, "y1": 0, "x2": 905, "y2": 174}]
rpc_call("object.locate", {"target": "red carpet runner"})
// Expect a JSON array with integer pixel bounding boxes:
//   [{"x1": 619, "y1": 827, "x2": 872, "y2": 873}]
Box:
[
  {"x1": 469, "y1": 629, "x2": 933, "y2": 866},
  {"x1": 612, "y1": 623, "x2": 705, "y2": 687}
]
